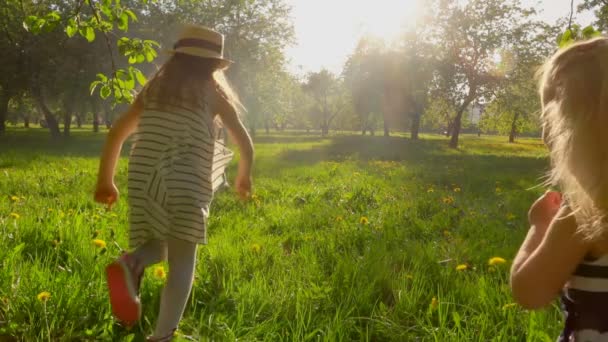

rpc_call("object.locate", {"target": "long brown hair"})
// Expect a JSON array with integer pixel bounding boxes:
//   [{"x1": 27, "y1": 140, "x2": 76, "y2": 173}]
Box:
[{"x1": 143, "y1": 53, "x2": 242, "y2": 114}]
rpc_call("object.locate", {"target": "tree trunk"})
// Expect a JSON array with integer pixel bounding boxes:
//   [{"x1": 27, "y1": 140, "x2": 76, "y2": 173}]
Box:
[
  {"x1": 24, "y1": 115, "x2": 30, "y2": 128},
  {"x1": 383, "y1": 119, "x2": 390, "y2": 137},
  {"x1": 264, "y1": 120, "x2": 270, "y2": 134},
  {"x1": 93, "y1": 111, "x2": 100, "y2": 133},
  {"x1": 445, "y1": 120, "x2": 452, "y2": 137},
  {"x1": 104, "y1": 106, "x2": 112, "y2": 129},
  {"x1": 321, "y1": 124, "x2": 329, "y2": 137},
  {"x1": 449, "y1": 109, "x2": 465, "y2": 148},
  {"x1": 32, "y1": 87, "x2": 61, "y2": 138},
  {"x1": 361, "y1": 127, "x2": 366, "y2": 136},
  {"x1": 0, "y1": 93, "x2": 9, "y2": 135},
  {"x1": 76, "y1": 114, "x2": 83, "y2": 128},
  {"x1": 410, "y1": 112, "x2": 420, "y2": 140},
  {"x1": 509, "y1": 112, "x2": 520, "y2": 143},
  {"x1": 63, "y1": 112, "x2": 72, "y2": 137}
]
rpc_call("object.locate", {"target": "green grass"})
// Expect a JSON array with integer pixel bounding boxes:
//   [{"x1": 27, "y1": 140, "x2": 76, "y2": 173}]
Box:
[{"x1": 0, "y1": 128, "x2": 561, "y2": 341}]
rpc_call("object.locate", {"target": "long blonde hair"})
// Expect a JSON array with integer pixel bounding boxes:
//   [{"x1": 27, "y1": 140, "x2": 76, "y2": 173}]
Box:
[
  {"x1": 539, "y1": 37, "x2": 608, "y2": 240},
  {"x1": 143, "y1": 53, "x2": 244, "y2": 117}
]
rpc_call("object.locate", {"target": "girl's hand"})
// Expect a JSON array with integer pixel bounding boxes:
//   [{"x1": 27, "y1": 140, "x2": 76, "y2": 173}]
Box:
[
  {"x1": 94, "y1": 182, "x2": 119, "y2": 209},
  {"x1": 235, "y1": 172, "x2": 252, "y2": 200},
  {"x1": 528, "y1": 191, "x2": 562, "y2": 233}
]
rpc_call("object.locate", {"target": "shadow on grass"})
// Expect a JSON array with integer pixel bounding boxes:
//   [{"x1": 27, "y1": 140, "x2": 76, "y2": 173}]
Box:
[
  {"x1": 1, "y1": 129, "x2": 107, "y2": 157},
  {"x1": 256, "y1": 135, "x2": 548, "y2": 188}
]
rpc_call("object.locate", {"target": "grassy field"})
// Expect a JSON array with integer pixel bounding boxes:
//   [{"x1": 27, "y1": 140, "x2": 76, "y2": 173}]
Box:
[{"x1": 0, "y1": 128, "x2": 561, "y2": 341}]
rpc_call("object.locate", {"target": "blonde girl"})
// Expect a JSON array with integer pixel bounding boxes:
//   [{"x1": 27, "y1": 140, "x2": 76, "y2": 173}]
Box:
[
  {"x1": 511, "y1": 37, "x2": 608, "y2": 341},
  {"x1": 94, "y1": 25, "x2": 254, "y2": 341}
]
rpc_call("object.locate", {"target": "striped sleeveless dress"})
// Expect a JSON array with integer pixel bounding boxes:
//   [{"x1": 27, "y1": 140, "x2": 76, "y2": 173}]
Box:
[
  {"x1": 561, "y1": 255, "x2": 608, "y2": 341},
  {"x1": 127, "y1": 92, "x2": 233, "y2": 248}
]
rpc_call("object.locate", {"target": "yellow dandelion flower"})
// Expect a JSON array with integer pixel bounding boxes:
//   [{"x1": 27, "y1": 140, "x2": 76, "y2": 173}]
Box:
[
  {"x1": 154, "y1": 266, "x2": 166, "y2": 280},
  {"x1": 250, "y1": 243, "x2": 261, "y2": 253},
  {"x1": 47, "y1": 208, "x2": 54, "y2": 212},
  {"x1": 10, "y1": 195, "x2": 20, "y2": 202},
  {"x1": 456, "y1": 264, "x2": 468, "y2": 271},
  {"x1": 453, "y1": 187, "x2": 461, "y2": 193},
  {"x1": 430, "y1": 297, "x2": 439, "y2": 310},
  {"x1": 502, "y1": 303, "x2": 517, "y2": 310},
  {"x1": 336, "y1": 216, "x2": 343, "y2": 222},
  {"x1": 92, "y1": 239, "x2": 106, "y2": 249},
  {"x1": 9, "y1": 213, "x2": 20, "y2": 219},
  {"x1": 37, "y1": 291, "x2": 51, "y2": 302},
  {"x1": 488, "y1": 257, "x2": 507, "y2": 266},
  {"x1": 506, "y1": 213, "x2": 515, "y2": 220},
  {"x1": 360, "y1": 216, "x2": 369, "y2": 225},
  {"x1": 442, "y1": 196, "x2": 454, "y2": 205}
]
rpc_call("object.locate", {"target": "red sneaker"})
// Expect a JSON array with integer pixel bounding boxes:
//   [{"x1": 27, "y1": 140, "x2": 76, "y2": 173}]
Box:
[{"x1": 105, "y1": 253, "x2": 142, "y2": 326}]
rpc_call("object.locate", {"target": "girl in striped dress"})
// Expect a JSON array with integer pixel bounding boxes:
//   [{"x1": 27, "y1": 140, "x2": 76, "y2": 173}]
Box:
[
  {"x1": 511, "y1": 37, "x2": 608, "y2": 341},
  {"x1": 94, "y1": 25, "x2": 254, "y2": 341}
]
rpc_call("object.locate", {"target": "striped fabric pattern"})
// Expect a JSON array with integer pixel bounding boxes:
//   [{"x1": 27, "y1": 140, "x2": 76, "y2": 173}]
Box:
[
  {"x1": 561, "y1": 255, "x2": 608, "y2": 342},
  {"x1": 127, "y1": 100, "x2": 233, "y2": 248}
]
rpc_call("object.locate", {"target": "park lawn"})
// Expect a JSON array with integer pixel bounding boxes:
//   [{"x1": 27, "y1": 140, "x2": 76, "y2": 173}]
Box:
[{"x1": 0, "y1": 129, "x2": 560, "y2": 341}]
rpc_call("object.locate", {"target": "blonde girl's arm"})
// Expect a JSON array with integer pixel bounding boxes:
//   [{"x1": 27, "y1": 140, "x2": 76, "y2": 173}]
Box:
[
  {"x1": 510, "y1": 206, "x2": 588, "y2": 309},
  {"x1": 212, "y1": 86, "x2": 254, "y2": 198},
  {"x1": 94, "y1": 96, "x2": 143, "y2": 206}
]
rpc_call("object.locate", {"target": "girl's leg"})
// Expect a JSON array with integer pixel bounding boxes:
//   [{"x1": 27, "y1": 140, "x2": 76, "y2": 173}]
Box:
[
  {"x1": 151, "y1": 237, "x2": 198, "y2": 338},
  {"x1": 130, "y1": 239, "x2": 168, "y2": 268},
  {"x1": 106, "y1": 238, "x2": 167, "y2": 326}
]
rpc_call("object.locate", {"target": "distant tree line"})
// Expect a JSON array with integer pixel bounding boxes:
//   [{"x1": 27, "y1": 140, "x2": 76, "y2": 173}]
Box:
[{"x1": 1, "y1": 0, "x2": 607, "y2": 147}]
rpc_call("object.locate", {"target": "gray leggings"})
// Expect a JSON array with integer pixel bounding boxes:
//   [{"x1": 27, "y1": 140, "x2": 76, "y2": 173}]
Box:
[{"x1": 131, "y1": 237, "x2": 197, "y2": 338}]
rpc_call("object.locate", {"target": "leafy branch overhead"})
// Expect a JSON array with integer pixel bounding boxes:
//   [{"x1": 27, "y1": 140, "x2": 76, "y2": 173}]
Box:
[
  {"x1": 22, "y1": 0, "x2": 159, "y2": 104},
  {"x1": 557, "y1": 24, "x2": 601, "y2": 47}
]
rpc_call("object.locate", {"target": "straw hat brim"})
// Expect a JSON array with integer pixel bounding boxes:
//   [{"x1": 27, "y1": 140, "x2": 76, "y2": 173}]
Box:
[{"x1": 165, "y1": 49, "x2": 233, "y2": 69}]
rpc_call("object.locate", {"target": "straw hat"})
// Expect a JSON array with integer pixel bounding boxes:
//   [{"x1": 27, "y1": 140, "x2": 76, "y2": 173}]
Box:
[{"x1": 167, "y1": 24, "x2": 232, "y2": 69}]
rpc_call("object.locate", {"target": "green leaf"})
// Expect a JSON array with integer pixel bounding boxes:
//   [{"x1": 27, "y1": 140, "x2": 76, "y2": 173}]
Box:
[
  {"x1": 23, "y1": 15, "x2": 38, "y2": 31},
  {"x1": 128, "y1": 55, "x2": 137, "y2": 64},
  {"x1": 100, "y1": 85, "x2": 111, "y2": 99},
  {"x1": 582, "y1": 25, "x2": 600, "y2": 39},
  {"x1": 559, "y1": 29, "x2": 573, "y2": 48},
  {"x1": 100, "y1": 3, "x2": 113, "y2": 19},
  {"x1": 90, "y1": 81, "x2": 102, "y2": 95},
  {"x1": 85, "y1": 26, "x2": 95, "y2": 42},
  {"x1": 134, "y1": 69, "x2": 147, "y2": 86},
  {"x1": 97, "y1": 73, "x2": 108, "y2": 82},
  {"x1": 124, "y1": 9, "x2": 137, "y2": 22},
  {"x1": 145, "y1": 50, "x2": 155, "y2": 62},
  {"x1": 125, "y1": 72, "x2": 135, "y2": 90},
  {"x1": 118, "y1": 12, "x2": 129, "y2": 31},
  {"x1": 45, "y1": 11, "x2": 61, "y2": 22},
  {"x1": 145, "y1": 40, "x2": 161, "y2": 48},
  {"x1": 66, "y1": 19, "x2": 78, "y2": 37}
]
